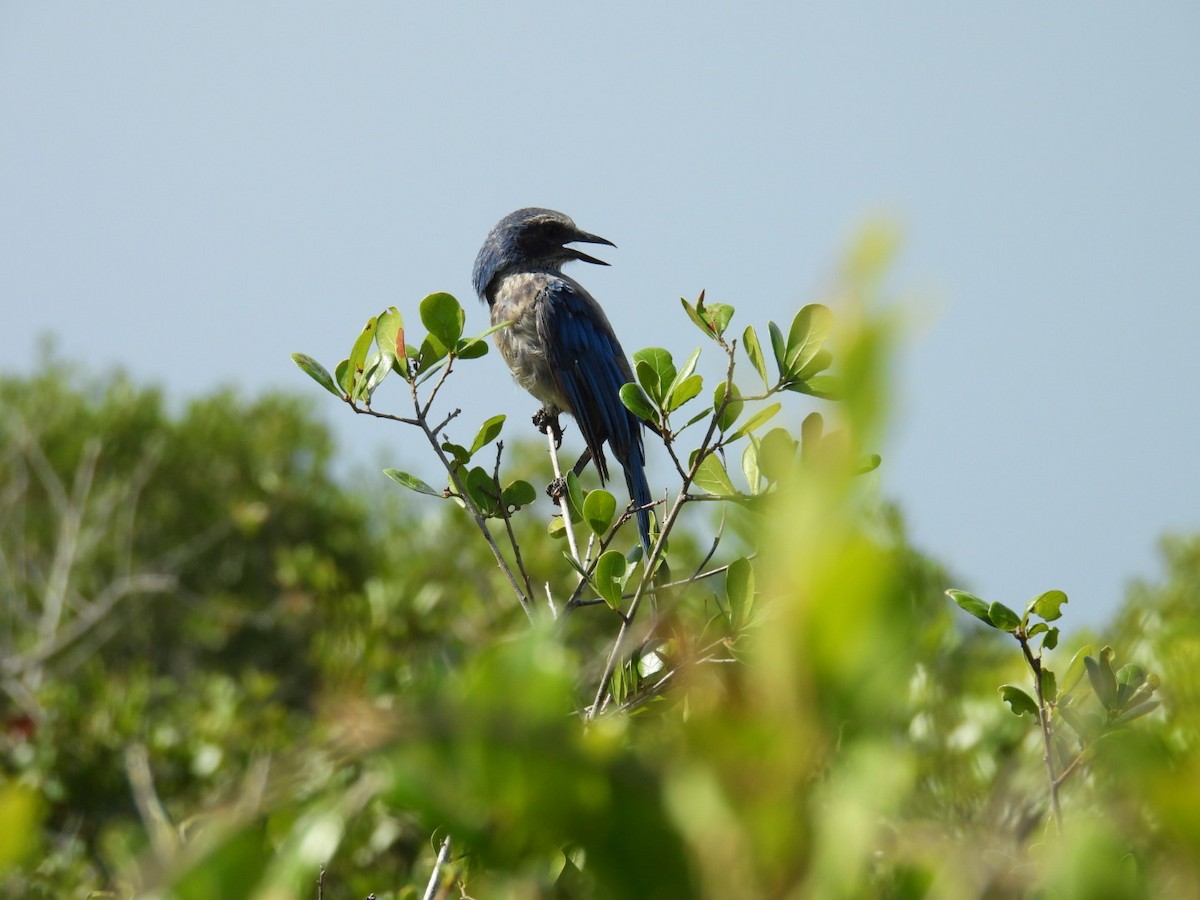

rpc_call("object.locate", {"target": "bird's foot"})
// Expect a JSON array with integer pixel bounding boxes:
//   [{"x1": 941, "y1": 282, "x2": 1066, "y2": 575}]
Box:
[
  {"x1": 546, "y1": 476, "x2": 568, "y2": 500},
  {"x1": 532, "y1": 408, "x2": 564, "y2": 448}
]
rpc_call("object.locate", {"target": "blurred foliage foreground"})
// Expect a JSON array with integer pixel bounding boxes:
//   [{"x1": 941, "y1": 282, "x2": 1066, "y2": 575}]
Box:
[{"x1": 4, "y1": 232, "x2": 1200, "y2": 898}]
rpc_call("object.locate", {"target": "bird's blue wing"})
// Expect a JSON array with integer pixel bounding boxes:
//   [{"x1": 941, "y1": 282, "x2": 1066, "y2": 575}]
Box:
[{"x1": 539, "y1": 278, "x2": 652, "y2": 547}]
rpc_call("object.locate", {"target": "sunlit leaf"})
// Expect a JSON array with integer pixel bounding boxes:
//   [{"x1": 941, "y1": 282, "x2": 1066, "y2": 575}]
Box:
[
  {"x1": 693, "y1": 453, "x2": 736, "y2": 496},
  {"x1": 469, "y1": 414, "x2": 506, "y2": 455},
  {"x1": 383, "y1": 469, "x2": 442, "y2": 497},
  {"x1": 348, "y1": 316, "x2": 378, "y2": 382},
  {"x1": 714, "y1": 382, "x2": 743, "y2": 432},
  {"x1": 593, "y1": 549, "x2": 628, "y2": 609},
  {"x1": 291, "y1": 353, "x2": 342, "y2": 398},
  {"x1": 946, "y1": 589, "x2": 991, "y2": 624},
  {"x1": 741, "y1": 439, "x2": 761, "y2": 495},
  {"x1": 987, "y1": 601, "x2": 1021, "y2": 632},
  {"x1": 786, "y1": 375, "x2": 842, "y2": 400},
  {"x1": 420, "y1": 292, "x2": 465, "y2": 349},
  {"x1": 742, "y1": 325, "x2": 770, "y2": 388},
  {"x1": 1028, "y1": 589, "x2": 1068, "y2": 622},
  {"x1": 681, "y1": 294, "x2": 716, "y2": 338},
  {"x1": 375, "y1": 307, "x2": 405, "y2": 363},
  {"x1": 620, "y1": 383, "x2": 660, "y2": 424},
  {"x1": 334, "y1": 358, "x2": 353, "y2": 395},
  {"x1": 665, "y1": 374, "x2": 704, "y2": 412},
  {"x1": 582, "y1": 489, "x2": 617, "y2": 536},
  {"x1": 728, "y1": 402, "x2": 781, "y2": 442},
  {"x1": 785, "y1": 304, "x2": 834, "y2": 374},
  {"x1": 633, "y1": 348, "x2": 676, "y2": 404}
]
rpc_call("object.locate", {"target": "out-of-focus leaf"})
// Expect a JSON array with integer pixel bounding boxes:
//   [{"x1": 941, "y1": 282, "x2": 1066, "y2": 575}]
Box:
[
  {"x1": 1059, "y1": 644, "x2": 1094, "y2": 696},
  {"x1": 1113, "y1": 700, "x2": 1161, "y2": 724},
  {"x1": 420, "y1": 292, "x2": 465, "y2": 348},
  {"x1": 741, "y1": 439, "x2": 761, "y2": 495},
  {"x1": 726, "y1": 557, "x2": 754, "y2": 629},
  {"x1": 759, "y1": 427, "x2": 798, "y2": 483},
  {"x1": 999, "y1": 684, "x2": 1039, "y2": 719},
  {"x1": 470, "y1": 414, "x2": 506, "y2": 455},
  {"x1": 593, "y1": 549, "x2": 628, "y2": 609},
  {"x1": 1040, "y1": 668, "x2": 1058, "y2": 704},
  {"x1": 582, "y1": 489, "x2": 617, "y2": 536},
  {"x1": 291, "y1": 353, "x2": 342, "y2": 398},
  {"x1": 1086, "y1": 649, "x2": 1118, "y2": 711},
  {"x1": 383, "y1": 469, "x2": 442, "y2": 497},
  {"x1": 855, "y1": 454, "x2": 882, "y2": 475}
]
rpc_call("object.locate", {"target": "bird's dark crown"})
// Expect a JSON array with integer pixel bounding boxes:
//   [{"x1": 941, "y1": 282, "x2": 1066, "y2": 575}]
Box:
[{"x1": 472, "y1": 207, "x2": 615, "y2": 304}]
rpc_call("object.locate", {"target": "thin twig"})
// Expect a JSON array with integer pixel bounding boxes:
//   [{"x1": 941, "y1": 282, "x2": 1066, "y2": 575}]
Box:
[
  {"x1": 493, "y1": 442, "x2": 534, "y2": 603},
  {"x1": 1019, "y1": 635, "x2": 1063, "y2": 834},
  {"x1": 546, "y1": 430, "x2": 583, "y2": 568},
  {"x1": 423, "y1": 835, "x2": 452, "y2": 900}
]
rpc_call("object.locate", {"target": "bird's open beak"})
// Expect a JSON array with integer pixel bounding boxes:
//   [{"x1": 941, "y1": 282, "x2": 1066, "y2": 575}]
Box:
[{"x1": 566, "y1": 230, "x2": 616, "y2": 266}]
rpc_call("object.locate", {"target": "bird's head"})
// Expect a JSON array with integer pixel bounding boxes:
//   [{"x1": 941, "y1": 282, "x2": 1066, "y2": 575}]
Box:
[{"x1": 472, "y1": 208, "x2": 616, "y2": 304}]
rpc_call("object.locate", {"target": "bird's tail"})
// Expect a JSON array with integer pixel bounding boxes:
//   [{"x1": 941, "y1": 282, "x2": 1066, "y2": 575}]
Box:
[{"x1": 623, "y1": 443, "x2": 654, "y2": 551}]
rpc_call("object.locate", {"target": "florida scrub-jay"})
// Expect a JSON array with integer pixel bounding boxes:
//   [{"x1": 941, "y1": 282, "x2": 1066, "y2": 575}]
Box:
[{"x1": 472, "y1": 207, "x2": 653, "y2": 548}]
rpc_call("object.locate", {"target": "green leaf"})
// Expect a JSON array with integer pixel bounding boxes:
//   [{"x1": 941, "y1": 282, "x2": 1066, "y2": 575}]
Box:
[
  {"x1": 999, "y1": 685, "x2": 1039, "y2": 719},
  {"x1": 374, "y1": 307, "x2": 405, "y2": 363},
  {"x1": 593, "y1": 549, "x2": 629, "y2": 609},
  {"x1": 759, "y1": 427, "x2": 798, "y2": 483},
  {"x1": 1028, "y1": 589, "x2": 1068, "y2": 622},
  {"x1": 768, "y1": 320, "x2": 787, "y2": 378},
  {"x1": 1041, "y1": 627, "x2": 1060, "y2": 650},
  {"x1": 469, "y1": 414, "x2": 506, "y2": 455},
  {"x1": 946, "y1": 589, "x2": 991, "y2": 624},
  {"x1": 854, "y1": 454, "x2": 882, "y2": 475},
  {"x1": 348, "y1": 316, "x2": 379, "y2": 383},
  {"x1": 357, "y1": 352, "x2": 390, "y2": 402},
  {"x1": 793, "y1": 348, "x2": 833, "y2": 381},
  {"x1": 665, "y1": 374, "x2": 704, "y2": 412},
  {"x1": 714, "y1": 382, "x2": 743, "y2": 432},
  {"x1": 419, "y1": 292, "x2": 465, "y2": 349},
  {"x1": 383, "y1": 469, "x2": 442, "y2": 497},
  {"x1": 291, "y1": 353, "x2": 342, "y2": 398},
  {"x1": 454, "y1": 336, "x2": 489, "y2": 359},
  {"x1": 1059, "y1": 644, "x2": 1094, "y2": 696},
  {"x1": 700, "y1": 302, "x2": 734, "y2": 336},
  {"x1": 416, "y1": 334, "x2": 449, "y2": 375},
  {"x1": 694, "y1": 453, "x2": 737, "y2": 496},
  {"x1": 334, "y1": 358, "x2": 353, "y2": 395},
  {"x1": 582, "y1": 489, "x2": 617, "y2": 536},
  {"x1": 565, "y1": 471, "x2": 586, "y2": 523},
  {"x1": 441, "y1": 442, "x2": 471, "y2": 466},
  {"x1": 728, "y1": 402, "x2": 782, "y2": 443},
  {"x1": 620, "y1": 383, "x2": 660, "y2": 425},
  {"x1": 633, "y1": 348, "x2": 676, "y2": 404},
  {"x1": 465, "y1": 466, "x2": 501, "y2": 517},
  {"x1": 743, "y1": 326, "x2": 770, "y2": 388},
  {"x1": 1085, "y1": 649, "x2": 1118, "y2": 711},
  {"x1": 502, "y1": 479, "x2": 537, "y2": 509},
  {"x1": 786, "y1": 303, "x2": 834, "y2": 372},
  {"x1": 681, "y1": 295, "x2": 716, "y2": 338},
  {"x1": 786, "y1": 375, "x2": 842, "y2": 400},
  {"x1": 1113, "y1": 700, "x2": 1161, "y2": 725},
  {"x1": 1040, "y1": 668, "x2": 1058, "y2": 704},
  {"x1": 741, "y1": 439, "x2": 761, "y2": 495},
  {"x1": 987, "y1": 601, "x2": 1022, "y2": 632},
  {"x1": 726, "y1": 558, "x2": 754, "y2": 629}
]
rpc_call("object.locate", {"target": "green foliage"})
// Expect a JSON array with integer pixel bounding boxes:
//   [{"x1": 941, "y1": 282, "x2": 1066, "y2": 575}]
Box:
[{"x1": 5, "y1": 230, "x2": 1200, "y2": 898}]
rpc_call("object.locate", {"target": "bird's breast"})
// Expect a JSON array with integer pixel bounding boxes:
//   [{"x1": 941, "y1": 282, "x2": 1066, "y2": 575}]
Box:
[{"x1": 490, "y1": 273, "x2": 569, "y2": 412}]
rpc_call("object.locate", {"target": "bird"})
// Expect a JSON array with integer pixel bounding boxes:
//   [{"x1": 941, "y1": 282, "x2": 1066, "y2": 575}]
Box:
[{"x1": 472, "y1": 207, "x2": 653, "y2": 549}]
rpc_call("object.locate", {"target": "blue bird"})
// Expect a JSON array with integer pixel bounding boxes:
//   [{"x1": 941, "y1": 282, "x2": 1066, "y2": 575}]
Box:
[{"x1": 473, "y1": 207, "x2": 653, "y2": 549}]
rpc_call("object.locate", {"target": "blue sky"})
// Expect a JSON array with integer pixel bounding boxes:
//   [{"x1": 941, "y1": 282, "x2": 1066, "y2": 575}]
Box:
[{"x1": 2, "y1": 3, "x2": 1197, "y2": 623}]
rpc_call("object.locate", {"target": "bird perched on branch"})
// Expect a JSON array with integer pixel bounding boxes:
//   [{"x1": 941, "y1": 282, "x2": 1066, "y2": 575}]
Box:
[{"x1": 472, "y1": 207, "x2": 653, "y2": 548}]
